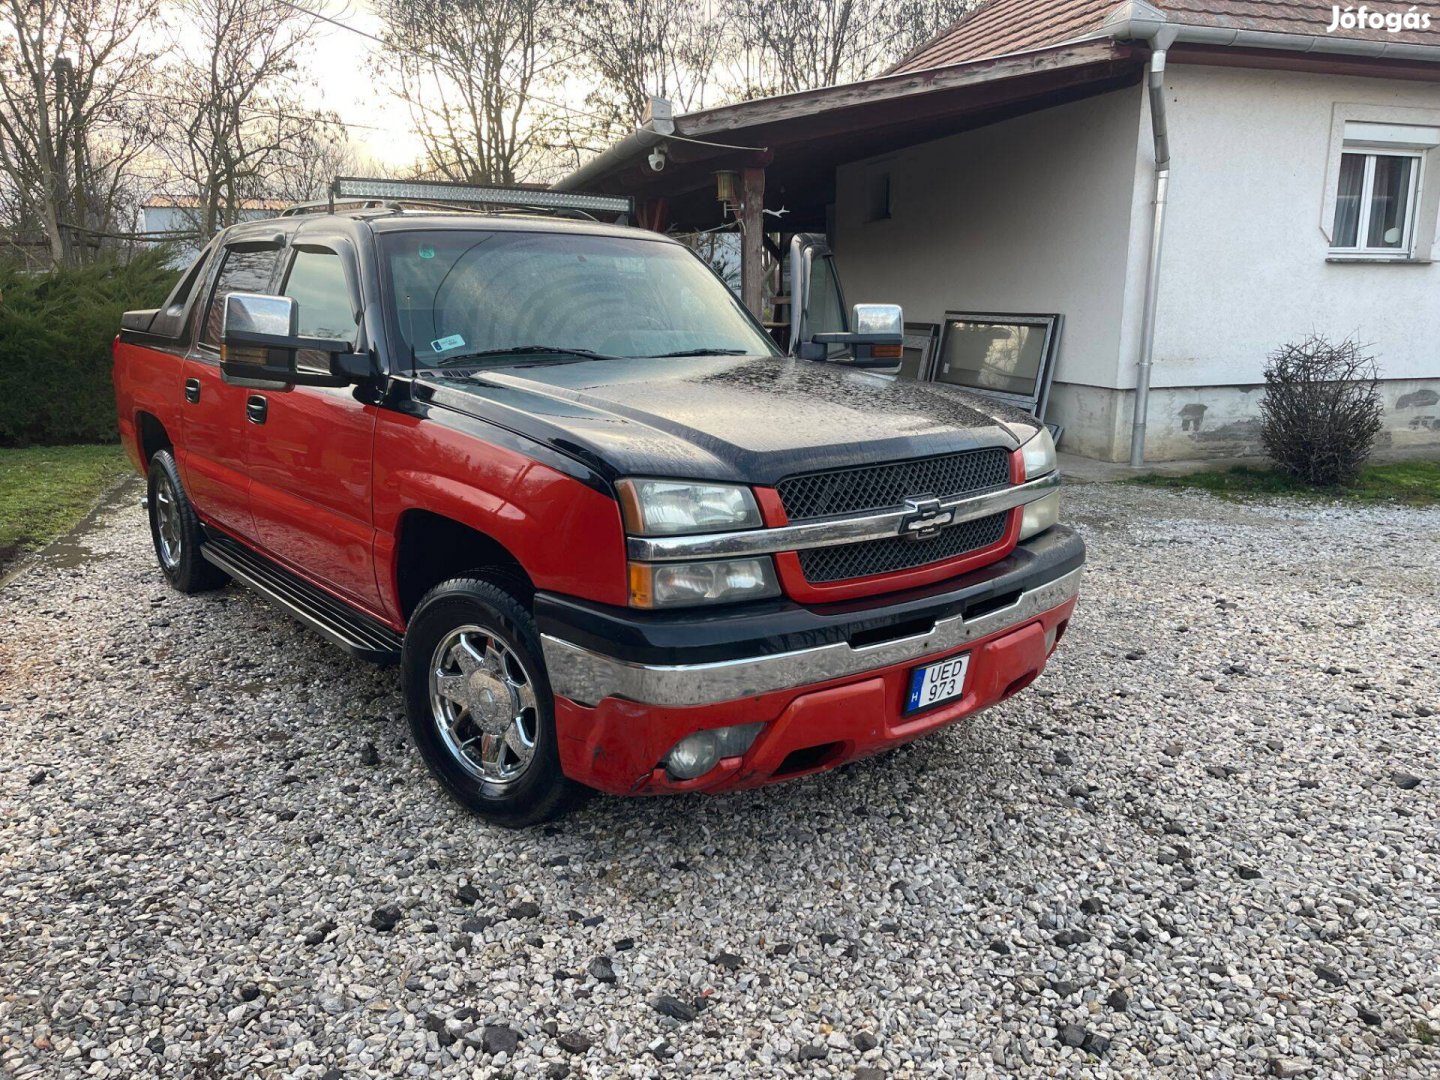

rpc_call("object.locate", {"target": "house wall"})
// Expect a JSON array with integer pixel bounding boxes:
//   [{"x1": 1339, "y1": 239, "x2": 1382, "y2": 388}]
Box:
[
  {"x1": 832, "y1": 88, "x2": 1147, "y2": 460},
  {"x1": 834, "y1": 64, "x2": 1440, "y2": 462},
  {"x1": 1137, "y1": 63, "x2": 1440, "y2": 461}
]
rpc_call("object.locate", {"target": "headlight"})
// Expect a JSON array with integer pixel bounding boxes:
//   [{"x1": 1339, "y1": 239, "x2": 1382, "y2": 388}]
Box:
[
  {"x1": 629, "y1": 557, "x2": 781, "y2": 609},
  {"x1": 1019, "y1": 489, "x2": 1060, "y2": 541},
  {"x1": 1020, "y1": 427, "x2": 1057, "y2": 481},
  {"x1": 617, "y1": 479, "x2": 762, "y2": 536}
]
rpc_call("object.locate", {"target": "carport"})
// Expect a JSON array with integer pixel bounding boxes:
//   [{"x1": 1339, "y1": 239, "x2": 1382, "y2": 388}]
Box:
[{"x1": 552, "y1": 39, "x2": 1142, "y2": 318}]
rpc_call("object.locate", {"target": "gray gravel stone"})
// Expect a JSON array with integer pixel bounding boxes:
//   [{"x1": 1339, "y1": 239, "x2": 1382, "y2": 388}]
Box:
[{"x1": 3, "y1": 480, "x2": 1439, "y2": 1078}]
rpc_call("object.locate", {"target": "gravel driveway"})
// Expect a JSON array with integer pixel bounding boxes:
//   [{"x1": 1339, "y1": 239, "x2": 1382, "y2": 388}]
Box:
[{"x1": 2, "y1": 480, "x2": 1437, "y2": 1079}]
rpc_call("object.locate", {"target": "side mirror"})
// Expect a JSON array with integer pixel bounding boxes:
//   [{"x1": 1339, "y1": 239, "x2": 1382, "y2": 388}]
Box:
[
  {"x1": 219, "y1": 292, "x2": 368, "y2": 388},
  {"x1": 801, "y1": 302, "x2": 905, "y2": 368}
]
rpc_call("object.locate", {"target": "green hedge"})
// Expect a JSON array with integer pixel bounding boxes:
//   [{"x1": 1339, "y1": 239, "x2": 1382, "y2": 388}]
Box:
[{"x1": 0, "y1": 251, "x2": 181, "y2": 447}]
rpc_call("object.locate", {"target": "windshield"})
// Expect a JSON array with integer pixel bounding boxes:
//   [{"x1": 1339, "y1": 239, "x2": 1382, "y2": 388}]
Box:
[{"x1": 379, "y1": 229, "x2": 778, "y2": 368}]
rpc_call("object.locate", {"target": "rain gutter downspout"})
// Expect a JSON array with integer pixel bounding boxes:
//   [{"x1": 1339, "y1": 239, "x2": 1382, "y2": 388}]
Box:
[{"x1": 1130, "y1": 27, "x2": 1176, "y2": 467}]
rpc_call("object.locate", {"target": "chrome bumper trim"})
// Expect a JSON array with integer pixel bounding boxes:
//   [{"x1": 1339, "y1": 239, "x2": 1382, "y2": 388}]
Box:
[
  {"x1": 625, "y1": 471, "x2": 1061, "y2": 562},
  {"x1": 541, "y1": 565, "x2": 1082, "y2": 708}
]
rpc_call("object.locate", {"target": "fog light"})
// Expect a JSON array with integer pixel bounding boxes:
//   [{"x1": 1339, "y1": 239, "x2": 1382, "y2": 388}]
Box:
[{"x1": 662, "y1": 723, "x2": 764, "y2": 781}]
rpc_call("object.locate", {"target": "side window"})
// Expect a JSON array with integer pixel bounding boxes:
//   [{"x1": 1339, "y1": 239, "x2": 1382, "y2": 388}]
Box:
[
  {"x1": 1332, "y1": 150, "x2": 1421, "y2": 254},
  {"x1": 282, "y1": 249, "x2": 359, "y2": 342},
  {"x1": 201, "y1": 248, "x2": 282, "y2": 347}
]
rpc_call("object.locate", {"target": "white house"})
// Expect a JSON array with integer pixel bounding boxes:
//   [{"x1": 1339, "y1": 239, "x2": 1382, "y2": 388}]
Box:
[
  {"x1": 557, "y1": 0, "x2": 1440, "y2": 462},
  {"x1": 142, "y1": 197, "x2": 287, "y2": 266}
]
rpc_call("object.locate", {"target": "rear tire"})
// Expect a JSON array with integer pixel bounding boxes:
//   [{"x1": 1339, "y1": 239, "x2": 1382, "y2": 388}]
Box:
[
  {"x1": 402, "y1": 577, "x2": 572, "y2": 827},
  {"x1": 147, "y1": 450, "x2": 227, "y2": 594}
]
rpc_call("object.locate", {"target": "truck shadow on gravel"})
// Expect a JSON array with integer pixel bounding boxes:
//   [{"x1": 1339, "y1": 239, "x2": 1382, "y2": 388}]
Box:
[{"x1": 196, "y1": 567, "x2": 1013, "y2": 854}]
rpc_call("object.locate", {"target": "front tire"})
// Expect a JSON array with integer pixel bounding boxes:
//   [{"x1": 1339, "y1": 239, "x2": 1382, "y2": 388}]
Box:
[
  {"x1": 147, "y1": 450, "x2": 227, "y2": 594},
  {"x1": 402, "y1": 577, "x2": 571, "y2": 827}
]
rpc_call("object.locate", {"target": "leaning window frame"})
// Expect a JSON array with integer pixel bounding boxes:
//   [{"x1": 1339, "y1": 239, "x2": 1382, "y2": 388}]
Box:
[
  {"x1": 929, "y1": 311, "x2": 1063, "y2": 423},
  {"x1": 1330, "y1": 147, "x2": 1425, "y2": 258}
]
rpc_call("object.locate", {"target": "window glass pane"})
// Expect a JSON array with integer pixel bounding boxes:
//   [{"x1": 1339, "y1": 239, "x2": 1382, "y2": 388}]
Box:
[
  {"x1": 149, "y1": 242, "x2": 215, "y2": 339},
  {"x1": 1333, "y1": 153, "x2": 1364, "y2": 248},
  {"x1": 381, "y1": 230, "x2": 776, "y2": 364},
  {"x1": 283, "y1": 250, "x2": 357, "y2": 341},
  {"x1": 1367, "y1": 155, "x2": 1414, "y2": 249},
  {"x1": 202, "y1": 248, "x2": 280, "y2": 345},
  {"x1": 866, "y1": 171, "x2": 891, "y2": 222},
  {"x1": 936, "y1": 319, "x2": 1047, "y2": 397}
]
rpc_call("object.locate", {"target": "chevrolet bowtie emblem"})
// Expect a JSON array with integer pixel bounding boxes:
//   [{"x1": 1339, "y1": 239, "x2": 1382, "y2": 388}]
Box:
[{"x1": 899, "y1": 495, "x2": 953, "y2": 541}]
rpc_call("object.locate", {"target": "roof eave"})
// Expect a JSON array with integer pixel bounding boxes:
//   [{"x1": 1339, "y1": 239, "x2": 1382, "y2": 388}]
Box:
[
  {"x1": 554, "y1": 39, "x2": 1131, "y2": 192},
  {"x1": 1100, "y1": 0, "x2": 1440, "y2": 63}
]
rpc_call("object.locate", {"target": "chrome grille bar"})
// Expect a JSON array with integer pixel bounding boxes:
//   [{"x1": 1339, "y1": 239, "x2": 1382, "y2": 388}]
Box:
[{"x1": 625, "y1": 471, "x2": 1060, "y2": 563}]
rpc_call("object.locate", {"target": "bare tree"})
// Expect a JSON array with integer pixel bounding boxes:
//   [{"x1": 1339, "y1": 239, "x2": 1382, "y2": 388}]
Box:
[
  {"x1": 885, "y1": 0, "x2": 977, "y2": 64},
  {"x1": 266, "y1": 119, "x2": 361, "y2": 205},
  {"x1": 727, "y1": 0, "x2": 879, "y2": 96},
  {"x1": 0, "y1": 0, "x2": 160, "y2": 266},
  {"x1": 570, "y1": 0, "x2": 728, "y2": 143},
  {"x1": 727, "y1": 0, "x2": 975, "y2": 96},
  {"x1": 158, "y1": 0, "x2": 320, "y2": 236},
  {"x1": 373, "y1": 0, "x2": 568, "y2": 185}
]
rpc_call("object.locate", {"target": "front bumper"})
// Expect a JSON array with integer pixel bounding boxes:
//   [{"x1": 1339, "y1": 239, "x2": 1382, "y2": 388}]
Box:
[{"x1": 536, "y1": 525, "x2": 1084, "y2": 794}]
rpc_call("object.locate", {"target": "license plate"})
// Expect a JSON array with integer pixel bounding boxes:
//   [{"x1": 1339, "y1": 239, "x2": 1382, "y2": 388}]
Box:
[{"x1": 905, "y1": 652, "x2": 970, "y2": 715}]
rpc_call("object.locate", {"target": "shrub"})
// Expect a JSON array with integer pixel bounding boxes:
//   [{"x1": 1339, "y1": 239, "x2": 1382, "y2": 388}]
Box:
[
  {"x1": 0, "y1": 250, "x2": 181, "y2": 447},
  {"x1": 1259, "y1": 334, "x2": 1383, "y2": 488}
]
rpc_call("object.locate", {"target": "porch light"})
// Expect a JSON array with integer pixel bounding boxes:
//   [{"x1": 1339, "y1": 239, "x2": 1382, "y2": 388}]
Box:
[{"x1": 714, "y1": 170, "x2": 739, "y2": 203}]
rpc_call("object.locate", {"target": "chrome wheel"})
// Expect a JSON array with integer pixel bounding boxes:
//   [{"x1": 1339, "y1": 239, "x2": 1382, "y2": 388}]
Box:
[
  {"x1": 429, "y1": 625, "x2": 539, "y2": 785},
  {"x1": 154, "y1": 474, "x2": 182, "y2": 569}
]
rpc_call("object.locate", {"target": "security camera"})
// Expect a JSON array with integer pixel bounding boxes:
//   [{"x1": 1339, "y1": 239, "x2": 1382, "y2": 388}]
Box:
[{"x1": 647, "y1": 145, "x2": 667, "y2": 172}]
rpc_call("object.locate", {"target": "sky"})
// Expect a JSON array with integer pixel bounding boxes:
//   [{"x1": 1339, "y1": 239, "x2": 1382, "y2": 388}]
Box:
[{"x1": 278, "y1": 0, "x2": 430, "y2": 169}]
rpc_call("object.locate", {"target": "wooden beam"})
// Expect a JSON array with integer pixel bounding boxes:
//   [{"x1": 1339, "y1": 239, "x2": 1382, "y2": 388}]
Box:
[{"x1": 740, "y1": 166, "x2": 765, "y2": 318}]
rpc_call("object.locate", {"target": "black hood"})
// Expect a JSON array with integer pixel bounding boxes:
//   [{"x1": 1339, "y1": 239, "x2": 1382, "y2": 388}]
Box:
[{"x1": 415, "y1": 355, "x2": 1040, "y2": 486}]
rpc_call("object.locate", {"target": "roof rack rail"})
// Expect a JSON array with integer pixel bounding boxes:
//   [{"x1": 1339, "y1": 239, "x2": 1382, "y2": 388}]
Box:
[
  {"x1": 279, "y1": 197, "x2": 391, "y2": 218},
  {"x1": 321, "y1": 176, "x2": 634, "y2": 222}
]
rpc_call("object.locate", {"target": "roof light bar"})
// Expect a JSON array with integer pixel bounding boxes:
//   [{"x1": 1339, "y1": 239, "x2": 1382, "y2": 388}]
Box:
[{"x1": 330, "y1": 176, "x2": 633, "y2": 216}]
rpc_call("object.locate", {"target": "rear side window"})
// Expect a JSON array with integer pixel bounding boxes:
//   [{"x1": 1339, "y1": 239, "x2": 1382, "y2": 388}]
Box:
[
  {"x1": 149, "y1": 243, "x2": 215, "y2": 340},
  {"x1": 201, "y1": 248, "x2": 281, "y2": 347},
  {"x1": 282, "y1": 250, "x2": 358, "y2": 342}
]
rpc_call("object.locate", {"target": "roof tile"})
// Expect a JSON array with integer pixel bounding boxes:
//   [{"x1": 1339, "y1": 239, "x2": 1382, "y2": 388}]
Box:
[{"x1": 891, "y1": 0, "x2": 1440, "y2": 74}]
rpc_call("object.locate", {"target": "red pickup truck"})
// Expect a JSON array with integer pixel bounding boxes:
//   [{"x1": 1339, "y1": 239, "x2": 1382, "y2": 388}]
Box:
[{"x1": 114, "y1": 187, "x2": 1083, "y2": 825}]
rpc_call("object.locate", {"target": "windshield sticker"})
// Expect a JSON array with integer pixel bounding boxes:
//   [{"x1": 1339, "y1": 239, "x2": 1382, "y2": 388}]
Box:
[
  {"x1": 418, "y1": 245, "x2": 436, "y2": 259},
  {"x1": 431, "y1": 334, "x2": 465, "y2": 353}
]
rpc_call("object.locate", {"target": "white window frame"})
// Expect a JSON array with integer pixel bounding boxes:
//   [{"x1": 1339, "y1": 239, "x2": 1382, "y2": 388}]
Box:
[{"x1": 1330, "y1": 147, "x2": 1424, "y2": 258}]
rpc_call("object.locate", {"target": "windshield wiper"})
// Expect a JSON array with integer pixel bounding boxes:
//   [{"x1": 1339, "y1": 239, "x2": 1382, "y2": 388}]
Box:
[
  {"x1": 429, "y1": 345, "x2": 615, "y2": 368},
  {"x1": 637, "y1": 347, "x2": 750, "y2": 358}
]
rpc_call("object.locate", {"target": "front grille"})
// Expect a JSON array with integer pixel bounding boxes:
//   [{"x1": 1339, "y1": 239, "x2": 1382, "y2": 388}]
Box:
[
  {"x1": 776, "y1": 447, "x2": 1011, "y2": 521},
  {"x1": 798, "y1": 512, "x2": 1008, "y2": 584}
]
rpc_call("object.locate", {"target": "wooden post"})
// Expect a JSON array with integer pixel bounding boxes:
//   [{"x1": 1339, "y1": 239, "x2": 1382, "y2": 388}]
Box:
[{"x1": 740, "y1": 166, "x2": 765, "y2": 318}]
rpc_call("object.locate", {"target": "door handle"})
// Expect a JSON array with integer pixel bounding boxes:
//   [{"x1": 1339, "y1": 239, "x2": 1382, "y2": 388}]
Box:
[
  {"x1": 246, "y1": 395, "x2": 268, "y2": 424},
  {"x1": 184, "y1": 378, "x2": 200, "y2": 404}
]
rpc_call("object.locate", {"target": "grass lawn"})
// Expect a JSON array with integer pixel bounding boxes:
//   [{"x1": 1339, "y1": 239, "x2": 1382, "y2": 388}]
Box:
[
  {"x1": 1132, "y1": 460, "x2": 1440, "y2": 507},
  {"x1": 0, "y1": 444, "x2": 132, "y2": 569}
]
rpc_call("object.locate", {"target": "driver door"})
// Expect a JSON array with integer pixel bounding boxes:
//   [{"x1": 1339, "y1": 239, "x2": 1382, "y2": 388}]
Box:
[
  {"x1": 180, "y1": 240, "x2": 285, "y2": 540},
  {"x1": 242, "y1": 236, "x2": 383, "y2": 613}
]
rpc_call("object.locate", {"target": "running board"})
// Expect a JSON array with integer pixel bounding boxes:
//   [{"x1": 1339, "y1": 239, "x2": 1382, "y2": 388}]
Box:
[{"x1": 200, "y1": 533, "x2": 402, "y2": 663}]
